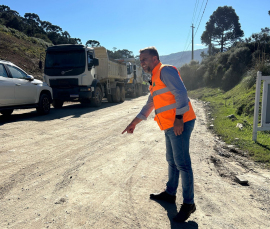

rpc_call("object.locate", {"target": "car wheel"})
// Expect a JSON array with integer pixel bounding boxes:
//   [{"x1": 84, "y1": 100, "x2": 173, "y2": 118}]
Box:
[
  {"x1": 37, "y1": 93, "x2": 51, "y2": 115},
  {"x1": 91, "y1": 86, "x2": 102, "y2": 107},
  {"x1": 0, "y1": 109, "x2": 14, "y2": 116},
  {"x1": 52, "y1": 99, "x2": 63, "y2": 108}
]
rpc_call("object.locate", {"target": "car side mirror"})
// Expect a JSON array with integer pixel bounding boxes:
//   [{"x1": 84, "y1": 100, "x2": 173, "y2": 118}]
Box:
[{"x1": 26, "y1": 75, "x2": 34, "y2": 81}]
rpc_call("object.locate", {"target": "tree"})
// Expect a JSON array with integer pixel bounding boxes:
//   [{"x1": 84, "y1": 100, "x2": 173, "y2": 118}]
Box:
[
  {"x1": 119, "y1": 49, "x2": 133, "y2": 58},
  {"x1": 0, "y1": 5, "x2": 10, "y2": 12},
  {"x1": 201, "y1": 21, "x2": 215, "y2": 55},
  {"x1": 0, "y1": 5, "x2": 19, "y2": 24},
  {"x1": 24, "y1": 13, "x2": 42, "y2": 36},
  {"x1": 6, "y1": 15, "x2": 22, "y2": 31},
  {"x1": 86, "y1": 40, "x2": 100, "y2": 47},
  {"x1": 200, "y1": 51, "x2": 207, "y2": 59},
  {"x1": 47, "y1": 24, "x2": 62, "y2": 33},
  {"x1": 46, "y1": 25, "x2": 63, "y2": 44},
  {"x1": 41, "y1": 21, "x2": 52, "y2": 33},
  {"x1": 7, "y1": 10, "x2": 19, "y2": 17},
  {"x1": 201, "y1": 6, "x2": 244, "y2": 52},
  {"x1": 107, "y1": 48, "x2": 134, "y2": 59},
  {"x1": 70, "y1": 38, "x2": 82, "y2": 44}
]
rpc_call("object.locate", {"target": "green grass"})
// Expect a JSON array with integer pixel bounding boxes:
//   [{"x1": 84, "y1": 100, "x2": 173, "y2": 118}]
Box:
[{"x1": 188, "y1": 83, "x2": 270, "y2": 168}]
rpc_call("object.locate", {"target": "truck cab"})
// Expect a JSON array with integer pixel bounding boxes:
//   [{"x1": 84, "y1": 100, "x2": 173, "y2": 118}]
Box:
[{"x1": 43, "y1": 44, "x2": 101, "y2": 107}]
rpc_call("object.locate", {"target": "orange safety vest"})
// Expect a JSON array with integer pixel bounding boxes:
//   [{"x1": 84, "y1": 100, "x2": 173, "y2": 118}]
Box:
[{"x1": 149, "y1": 63, "x2": 196, "y2": 130}]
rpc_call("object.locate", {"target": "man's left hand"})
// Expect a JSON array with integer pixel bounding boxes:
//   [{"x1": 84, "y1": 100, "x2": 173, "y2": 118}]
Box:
[{"x1": 174, "y1": 118, "x2": 184, "y2": 136}]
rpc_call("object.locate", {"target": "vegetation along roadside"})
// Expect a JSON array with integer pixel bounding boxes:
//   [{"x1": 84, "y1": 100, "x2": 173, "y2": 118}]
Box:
[{"x1": 180, "y1": 7, "x2": 270, "y2": 168}]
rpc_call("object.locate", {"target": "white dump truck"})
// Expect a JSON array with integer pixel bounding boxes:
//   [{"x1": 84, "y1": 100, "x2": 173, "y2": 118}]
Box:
[
  {"x1": 119, "y1": 58, "x2": 150, "y2": 98},
  {"x1": 43, "y1": 44, "x2": 148, "y2": 107}
]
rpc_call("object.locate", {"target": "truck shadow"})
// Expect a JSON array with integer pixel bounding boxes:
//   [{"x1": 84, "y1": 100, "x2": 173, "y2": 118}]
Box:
[
  {"x1": 150, "y1": 199, "x2": 198, "y2": 229},
  {"x1": 0, "y1": 100, "x2": 120, "y2": 125}
]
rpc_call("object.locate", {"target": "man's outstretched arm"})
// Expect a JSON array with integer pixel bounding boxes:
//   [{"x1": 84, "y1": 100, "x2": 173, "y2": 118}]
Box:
[
  {"x1": 122, "y1": 117, "x2": 142, "y2": 134},
  {"x1": 122, "y1": 94, "x2": 154, "y2": 134}
]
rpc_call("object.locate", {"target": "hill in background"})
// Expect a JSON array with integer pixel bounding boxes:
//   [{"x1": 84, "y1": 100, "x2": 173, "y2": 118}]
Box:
[
  {"x1": 160, "y1": 48, "x2": 208, "y2": 68},
  {"x1": 0, "y1": 25, "x2": 52, "y2": 80}
]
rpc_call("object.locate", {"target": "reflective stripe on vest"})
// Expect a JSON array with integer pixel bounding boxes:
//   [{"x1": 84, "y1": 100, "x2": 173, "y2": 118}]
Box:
[
  {"x1": 152, "y1": 87, "x2": 170, "y2": 97},
  {"x1": 155, "y1": 103, "x2": 176, "y2": 115}
]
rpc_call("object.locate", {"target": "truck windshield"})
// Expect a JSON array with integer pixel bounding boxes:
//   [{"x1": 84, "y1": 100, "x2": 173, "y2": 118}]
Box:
[{"x1": 45, "y1": 50, "x2": 85, "y2": 69}]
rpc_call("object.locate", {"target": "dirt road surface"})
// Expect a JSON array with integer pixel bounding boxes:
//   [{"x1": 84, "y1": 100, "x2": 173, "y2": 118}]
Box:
[{"x1": 0, "y1": 95, "x2": 269, "y2": 229}]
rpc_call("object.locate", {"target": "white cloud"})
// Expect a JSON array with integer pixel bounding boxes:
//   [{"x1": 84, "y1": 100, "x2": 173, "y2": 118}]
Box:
[{"x1": 195, "y1": 44, "x2": 205, "y2": 47}]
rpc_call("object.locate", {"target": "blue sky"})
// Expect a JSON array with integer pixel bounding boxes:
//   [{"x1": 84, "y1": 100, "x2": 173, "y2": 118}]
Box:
[{"x1": 2, "y1": 0, "x2": 270, "y2": 56}]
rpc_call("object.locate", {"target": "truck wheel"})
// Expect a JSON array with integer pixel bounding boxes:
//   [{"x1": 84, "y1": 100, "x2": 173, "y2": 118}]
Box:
[
  {"x1": 1, "y1": 109, "x2": 13, "y2": 116},
  {"x1": 91, "y1": 86, "x2": 102, "y2": 107},
  {"x1": 37, "y1": 93, "x2": 51, "y2": 115},
  {"x1": 52, "y1": 99, "x2": 63, "y2": 108},
  {"x1": 80, "y1": 99, "x2": 91, "y2": 106},
  {"x1": 138, "y1": 85, "x2": 143, "y2": 96},
  {"x1": 107, "y1": 94, "x2": 113, "y2": 103},
  {"x1": 135, "y1": 84, "x2": 140, "y2": 97},
  {"x1": 143, "y1": 85, "x2": 149, "y2": 94},
  {"x1": 112, "y1": 86, "x2": 121, "y2": 103},
  {"x1": 120, "y1": 86, "x2": 125, "y2": 102},
  {"x1": 131, "y1": 85, "x2": 137, "y2": 98}
]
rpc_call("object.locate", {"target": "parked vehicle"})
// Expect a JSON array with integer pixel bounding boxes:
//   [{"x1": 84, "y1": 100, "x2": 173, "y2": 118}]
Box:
[
  {"x1": 42, "y1": 45, "x2": 149, "y2": 108},
  {"x1": 0, "y1": 60, "x2": 53, "y2": 116},
  {"x1": 118, "y1": 58, "x2": 150, "y2": 98},
  {"x1": 43, "y1": 44, "x2": 100, "y2": 107}
]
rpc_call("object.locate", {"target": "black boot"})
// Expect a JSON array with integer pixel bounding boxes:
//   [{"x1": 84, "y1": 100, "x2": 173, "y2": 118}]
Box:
[
  {"x1": 173, "y1": 203, "x2": 196, "y2": 222},
  {"x1": 150, "y1": 191, "x2": 176, "y2": 203}
]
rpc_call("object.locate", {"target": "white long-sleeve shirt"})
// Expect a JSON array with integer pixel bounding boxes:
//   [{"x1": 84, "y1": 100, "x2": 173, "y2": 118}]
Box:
[{"x1": 136, "y1": 65, "x2": 190, "y2": 120}]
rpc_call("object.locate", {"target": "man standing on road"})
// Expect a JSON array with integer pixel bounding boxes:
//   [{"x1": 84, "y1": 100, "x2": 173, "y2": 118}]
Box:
[{"x1": 122, "y1": 47, "x2": 196, "y2": 222}]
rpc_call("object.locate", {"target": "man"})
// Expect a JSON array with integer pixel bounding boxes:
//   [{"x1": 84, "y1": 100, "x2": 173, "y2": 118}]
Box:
[{"x1": 122, "y1": 47, "x2": 196, "y2": 222}]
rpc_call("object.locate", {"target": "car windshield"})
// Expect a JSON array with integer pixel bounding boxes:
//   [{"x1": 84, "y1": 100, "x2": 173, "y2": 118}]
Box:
[{"x1": 45, "y1": 50, "x2": 85, "y2": 69}]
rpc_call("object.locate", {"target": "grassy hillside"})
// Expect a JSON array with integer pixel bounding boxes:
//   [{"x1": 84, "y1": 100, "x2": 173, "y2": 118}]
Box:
[
  {"x1": 188, "y1": 75, "x2": 270, "y2": 168},
  {"x1": 0, "y1": 25, "x2": 52, "y2": 80}
]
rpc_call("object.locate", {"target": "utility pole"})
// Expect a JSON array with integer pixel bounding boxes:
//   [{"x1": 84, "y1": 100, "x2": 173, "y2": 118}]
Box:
[{"x1": 191, "y1": 24, "x2": 195, "y2": 60}]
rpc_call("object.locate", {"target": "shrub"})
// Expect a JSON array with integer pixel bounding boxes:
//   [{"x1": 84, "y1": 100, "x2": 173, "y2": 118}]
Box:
[
  {"x1": 180, "y1": 61, "x2": 204, "y2": 90},
  {"x1": 241, "y1": 70, "x2": 257, "y2": 89}
]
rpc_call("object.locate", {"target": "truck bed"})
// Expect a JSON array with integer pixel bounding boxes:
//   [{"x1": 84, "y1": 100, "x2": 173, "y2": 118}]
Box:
[{"x1": 94, "y1": 47, "x2": 127, "y2": 82}]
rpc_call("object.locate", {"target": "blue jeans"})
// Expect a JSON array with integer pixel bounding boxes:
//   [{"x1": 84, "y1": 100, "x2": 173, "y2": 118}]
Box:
[{"x1": 164, "y1": 119, "x2": 195, "y2": 204}]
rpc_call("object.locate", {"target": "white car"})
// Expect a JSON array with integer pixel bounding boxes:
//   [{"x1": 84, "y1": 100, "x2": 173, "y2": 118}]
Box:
[{"x1": 0, "y1": 60, "x2": 53, "y2": 116}]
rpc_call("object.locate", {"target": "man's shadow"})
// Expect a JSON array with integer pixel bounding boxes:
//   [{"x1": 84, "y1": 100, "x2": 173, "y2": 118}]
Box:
[{"x1": 151, "y1": 199, "x2": 198, "y2": 229}]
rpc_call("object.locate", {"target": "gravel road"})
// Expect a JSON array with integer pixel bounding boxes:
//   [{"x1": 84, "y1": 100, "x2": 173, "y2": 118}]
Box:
[{"x1": 0, "y1": 95, "x2": 269, "y2": 229}]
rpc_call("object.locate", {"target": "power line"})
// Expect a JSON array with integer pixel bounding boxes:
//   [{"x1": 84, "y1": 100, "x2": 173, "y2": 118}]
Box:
[
  {"x1": 179, "y1": 0, "x2": 200, "y2": 63},
  {"x1": 191, "y1": 0, "x2": 200, "y2": 24},
  {"x1": 183, "y1": 29, "x2": 192, "y2": 52},
  {"x1": 194, "y1": 0, "x2": 209, "y2": 37},
  {"x1": 194, "y1": 0, "x2": 206, "y2": 28},
  {"x1": 179, "y1": 0, "x2": 208, "y2": 64},
  {"x1": 179, "y1": 28, "x2": 192, "y2": 63}
]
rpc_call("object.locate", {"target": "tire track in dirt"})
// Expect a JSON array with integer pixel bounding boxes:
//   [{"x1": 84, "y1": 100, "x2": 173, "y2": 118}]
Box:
[{"x1": 1, "y1": 96, "x2": 270, "y2": 228}]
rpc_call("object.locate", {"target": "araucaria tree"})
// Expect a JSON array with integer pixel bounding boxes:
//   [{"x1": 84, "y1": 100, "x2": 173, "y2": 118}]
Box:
[
  {"x1": 201, "y1": 6, "x2": 244, "y2": 53},
  {"x1": 86, "y1": 40, "x2": 100, "y2": 47}
]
